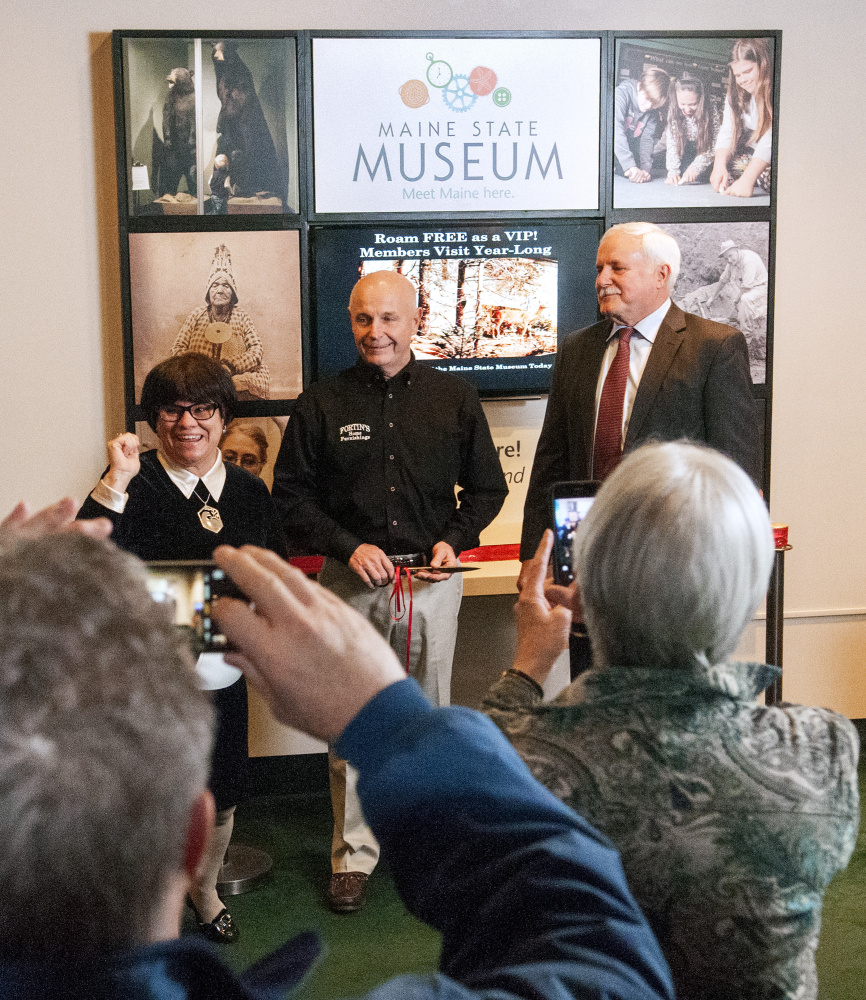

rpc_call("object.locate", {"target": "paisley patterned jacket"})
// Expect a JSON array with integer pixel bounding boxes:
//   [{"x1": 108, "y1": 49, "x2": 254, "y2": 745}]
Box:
[{"x1": 483, "y1": 661, "x2": 860, "y2": 1000}]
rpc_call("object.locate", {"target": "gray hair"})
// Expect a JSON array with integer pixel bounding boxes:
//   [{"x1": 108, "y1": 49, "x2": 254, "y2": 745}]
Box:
[
  {"x1": 602, "y1": 222, "x2": 681, "y2": 292},
  {"x1": 0, "y1": 534, "x2": 213, "y2": 957},
  {"x1": 575, "y1": 441, "x2": 773, "y2": 671}
]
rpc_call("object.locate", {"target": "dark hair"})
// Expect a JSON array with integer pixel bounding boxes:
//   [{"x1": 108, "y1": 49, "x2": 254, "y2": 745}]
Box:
[
  {"x1": 141, "y1": 353, "x2": 236, "y2": 431},
  {"x1": 668, "y1": 74, "x2": 712, "y2": 159}
]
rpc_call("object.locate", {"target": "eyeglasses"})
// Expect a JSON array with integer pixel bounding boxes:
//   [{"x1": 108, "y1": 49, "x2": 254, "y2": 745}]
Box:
[
  {"x1": 224, "y1": 451, "x2": 263, "y2": 470},
  {"x1": 158, "y1": 403, "x2": 218, "y2": 423}
]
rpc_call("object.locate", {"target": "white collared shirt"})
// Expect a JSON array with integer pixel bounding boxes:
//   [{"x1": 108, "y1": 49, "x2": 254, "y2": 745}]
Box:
[
  {"x1": 593, "y1": 298, "x2": 671, "y2": 451},
  {"x1": 90, "y1": 449, "x2": 226, "y2": 512}
]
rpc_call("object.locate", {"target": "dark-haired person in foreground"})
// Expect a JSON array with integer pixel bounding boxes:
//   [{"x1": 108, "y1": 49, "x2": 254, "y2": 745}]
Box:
[
  {"x1": 484, "y1": 442, "x2": 859, "y2": 1000},
  {"x1": 77, "y1": 352, "x2": 286, "y2": 943},
  {"x1": 0, "y1": 511, "x2": 674, "y2": 1000}
]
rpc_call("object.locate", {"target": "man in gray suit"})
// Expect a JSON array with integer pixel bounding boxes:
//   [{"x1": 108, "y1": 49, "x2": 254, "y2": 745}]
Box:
[{"x1": 520, "y1": 222, "x2": 759, "y2": 598}]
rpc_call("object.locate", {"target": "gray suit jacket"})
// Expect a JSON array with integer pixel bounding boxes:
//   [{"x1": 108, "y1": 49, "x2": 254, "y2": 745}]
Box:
[{"x1": 520, "y1": 304, "x2": 760, "y2": 559}]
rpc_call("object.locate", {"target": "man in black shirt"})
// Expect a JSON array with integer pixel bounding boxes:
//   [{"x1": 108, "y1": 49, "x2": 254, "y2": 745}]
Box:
[{"x1": 273, "y1": 271, "x2": 507, "y2": 911}]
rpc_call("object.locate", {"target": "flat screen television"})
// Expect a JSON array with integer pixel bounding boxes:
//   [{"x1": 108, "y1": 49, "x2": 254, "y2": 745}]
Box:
[{"x1": 310, "y1": 219, "x2": 602, "y2": 397}]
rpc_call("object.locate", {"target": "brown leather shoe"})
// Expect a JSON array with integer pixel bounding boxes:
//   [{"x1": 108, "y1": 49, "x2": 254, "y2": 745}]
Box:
[{"x1": 327, "y1": 871, "x2": 368, "y2": 913}]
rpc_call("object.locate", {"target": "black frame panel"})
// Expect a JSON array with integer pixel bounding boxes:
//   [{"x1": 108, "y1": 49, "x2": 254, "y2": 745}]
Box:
[{"x1": 111, "y1": 28, "x2": 781, "y2": 498}]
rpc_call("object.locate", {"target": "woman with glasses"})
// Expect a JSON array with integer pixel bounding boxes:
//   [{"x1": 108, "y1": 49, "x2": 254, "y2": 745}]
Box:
[
  {"x1": 78, "y1": 352, "x2": 285, "y2": 944},
  {"x1": 222, "y1": 420, "x2": 269, "y2": 480}
]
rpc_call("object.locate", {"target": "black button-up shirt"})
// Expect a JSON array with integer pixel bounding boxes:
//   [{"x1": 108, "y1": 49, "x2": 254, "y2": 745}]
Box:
[{"x1": 273, "y1": 358, "x2": 508, "y2": 562}]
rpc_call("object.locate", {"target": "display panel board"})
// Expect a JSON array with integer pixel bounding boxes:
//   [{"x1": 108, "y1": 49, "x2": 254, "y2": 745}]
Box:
[
  {"x1": 659, "y1": 220, "x2": 770, "y2": 384},
  {"x1": 112, "y1": 28, "x2": 780, "y2": 497},
  {"x1": 311, "y1": 36, "x2": 601, "y2": 214},
  {"x1": 311, "y1": 220, "x2": 602, "y2": 396}
]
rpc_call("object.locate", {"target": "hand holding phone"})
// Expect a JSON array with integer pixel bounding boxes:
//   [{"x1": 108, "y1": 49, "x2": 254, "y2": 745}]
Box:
[{"x1": 550, "y1": 481, "x2": 599, "y2": 586}]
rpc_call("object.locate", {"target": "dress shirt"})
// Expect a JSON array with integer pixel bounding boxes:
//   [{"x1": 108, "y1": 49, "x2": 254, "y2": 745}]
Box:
[
  {"x1": 90, "y1": 449, "x2": 226, "y2": 512},
  {"x1": 593, "y1": 298, "x2": 671, "y2": 449},
  {"x1": 272, "y1": 357, "x2": 507, "y2": 562}
]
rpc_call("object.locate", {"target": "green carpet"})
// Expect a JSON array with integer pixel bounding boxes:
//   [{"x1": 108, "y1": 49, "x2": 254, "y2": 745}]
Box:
[
  {"x1": 191, "y1": 766, "x2": 866, "y2": 998},
  {"x1": 186, "y1": 791, "x2": 441, "y2": 996},
  {"x1": 815, "y1": 764, "x2": 866, "y2": 999}
]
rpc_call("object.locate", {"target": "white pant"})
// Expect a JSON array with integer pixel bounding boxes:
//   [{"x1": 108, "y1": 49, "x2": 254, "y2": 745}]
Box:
[{"x1": 320, "y1": 557, "x2": 462, "y2": 874}]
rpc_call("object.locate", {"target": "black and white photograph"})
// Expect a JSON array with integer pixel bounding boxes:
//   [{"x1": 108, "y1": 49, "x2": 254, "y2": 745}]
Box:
[
  {"x1": 128, "y1": 231, "x2": 303, "y2": 404},
  {"x1": 122, "y1": 35, "x2": 298, "y2": 215},
  {"x1": 613, "y1": 36, "x2": 774, "y2": 209},
  {"x1": 659, "y1": 220, "x2": 770, "y2": 383}
]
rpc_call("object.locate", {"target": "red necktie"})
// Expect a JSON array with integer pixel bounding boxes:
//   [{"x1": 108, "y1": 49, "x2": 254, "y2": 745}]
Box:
[{"x1": 592, "y1": 327, "x2": 633, "y2": 480}]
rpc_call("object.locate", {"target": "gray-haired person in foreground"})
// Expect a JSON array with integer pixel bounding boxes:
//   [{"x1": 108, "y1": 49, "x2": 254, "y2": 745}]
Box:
[
  {"x1": 484, "y1": 441, "x2": 859, "y2": 1000},
  {"x1": 0, "y1": 498, "x2": 674, "y2": 1000}
]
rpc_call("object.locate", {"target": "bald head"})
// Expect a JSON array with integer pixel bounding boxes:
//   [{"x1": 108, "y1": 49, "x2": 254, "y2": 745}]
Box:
[
  {"x1": 348, "y1": 271, "x2": 421, "y2": 378},
  {"x1": 349, "y1": 271, "x2": 417, "y2": 311}
]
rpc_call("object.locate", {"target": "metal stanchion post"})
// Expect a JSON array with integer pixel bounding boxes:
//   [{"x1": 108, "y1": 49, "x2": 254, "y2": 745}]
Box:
[
  {"x1": 764, "y1": 541, "x2": 791, "y2": 706},
  {"x1": 217, "y1": 844, "x2": 273, "y2": 896}
]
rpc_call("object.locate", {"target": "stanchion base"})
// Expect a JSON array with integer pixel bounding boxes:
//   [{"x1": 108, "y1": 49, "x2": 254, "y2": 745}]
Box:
[{"x1": 217, "y1": 844, "x2": 273, "y2": 896}]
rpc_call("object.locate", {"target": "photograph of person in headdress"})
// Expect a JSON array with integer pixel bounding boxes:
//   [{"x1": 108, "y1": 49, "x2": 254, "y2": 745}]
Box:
[
  {"x1": 128, "y1": 231, "x2": 302, "y2": 405},
  {"x1": 170, "y1": 244, "x2": 271, "y2": 400}
]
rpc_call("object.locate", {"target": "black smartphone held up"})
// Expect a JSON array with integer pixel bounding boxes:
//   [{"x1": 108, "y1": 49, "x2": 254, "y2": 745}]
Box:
[
  {"x1": 550, "y1": 481, "x2": 599, "y2": 586},
  {"x1": 145, "y1": 560, "x2": 246, "y2": 654}
]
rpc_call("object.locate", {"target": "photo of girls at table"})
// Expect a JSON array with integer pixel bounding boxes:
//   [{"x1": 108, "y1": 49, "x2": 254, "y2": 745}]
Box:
[{"x1": 613, "y1": 36, "x2": 775, "y2": 209}]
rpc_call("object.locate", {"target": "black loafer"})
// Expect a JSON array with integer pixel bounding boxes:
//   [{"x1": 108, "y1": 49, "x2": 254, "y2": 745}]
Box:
[
  {"x1": 187, "y1": 897, "x2": 240, "y2": 943},
  {"x1": 327, "y1": 871, "x2": 368, "y2": 913}
]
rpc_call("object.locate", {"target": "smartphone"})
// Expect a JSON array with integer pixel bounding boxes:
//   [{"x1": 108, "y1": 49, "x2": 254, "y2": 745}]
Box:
[
  {"x1": 145, "y1": 560, "x2": 246, "y2": 654},
  {"x1": 550, "y1": 482, "x2": 599, "y2": 586}
]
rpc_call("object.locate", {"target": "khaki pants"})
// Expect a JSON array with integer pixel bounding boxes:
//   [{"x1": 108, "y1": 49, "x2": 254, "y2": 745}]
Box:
[{"x1": 320, "y1": 557, "x2": 462, "y2": 874}]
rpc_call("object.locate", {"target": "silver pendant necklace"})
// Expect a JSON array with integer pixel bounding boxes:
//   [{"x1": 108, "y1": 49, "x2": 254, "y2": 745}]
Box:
[{"x1": 192, "y1": 484, "x2": 223, "y2": 534}]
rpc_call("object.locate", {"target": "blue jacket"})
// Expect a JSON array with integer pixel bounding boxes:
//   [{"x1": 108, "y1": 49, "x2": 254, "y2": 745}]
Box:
[{"x1": 0, "y1": 680, "x2": 673, "y2": 1000}]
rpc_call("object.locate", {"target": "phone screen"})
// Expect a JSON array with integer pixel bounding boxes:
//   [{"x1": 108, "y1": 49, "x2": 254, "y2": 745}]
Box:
[
  {"x1": 552, "y1": 495, "x2": 595, "y2": 586},
  {"x1": 145, "y1": 562, "x2": 243, "y2": 653}
]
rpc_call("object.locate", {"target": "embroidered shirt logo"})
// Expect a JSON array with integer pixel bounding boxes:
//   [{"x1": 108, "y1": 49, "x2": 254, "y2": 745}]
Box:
[{"x1": 340, "y1": 422, "x2": 371, "y2": 442}]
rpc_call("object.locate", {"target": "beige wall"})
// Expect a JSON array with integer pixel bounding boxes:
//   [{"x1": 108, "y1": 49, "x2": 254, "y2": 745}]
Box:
[{"x1": 2, "y1": 1, "x2": 865, "y2": 719}]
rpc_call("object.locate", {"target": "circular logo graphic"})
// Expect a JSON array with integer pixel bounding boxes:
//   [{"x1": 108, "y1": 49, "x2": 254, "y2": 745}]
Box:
[
  {"x1": 492, "y1": 87, "x2": 512, "y2": 108},
  {"x1": 468, "y1": 66, "x2": 497, "y2": 96},
  {"x1": 426, "y1": 54, "x2": 453, "y2": 89},
  {"x1": 399, "y1": 79, "x2": 430, "y2": 108},
  {"x1": 442, "y1": 74, "x2": 477, "y2": 113}
]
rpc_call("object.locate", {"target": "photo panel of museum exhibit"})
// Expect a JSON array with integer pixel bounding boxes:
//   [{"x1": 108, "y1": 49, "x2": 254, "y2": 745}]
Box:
[
  {"x1": 310, "y1": 220, "x2": 602, "y2": 395},
  {"x1": 120, "y1": 34, "x2": 299, "y2": 216},
  {"x1": 612, "y1": 35, "x2": 776, "y2": 209},
  {"x1": 127, "y1": 230, "x2": 303, "y2": 409}
]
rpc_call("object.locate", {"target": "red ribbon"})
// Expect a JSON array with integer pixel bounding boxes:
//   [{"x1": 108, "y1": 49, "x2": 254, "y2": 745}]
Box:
[
  {"x1": 289, "y1": 544, "x2": 522, "y2": 576},
  {"x1": 389, "y1": 566, "x2": 414, "y2": 673}
]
